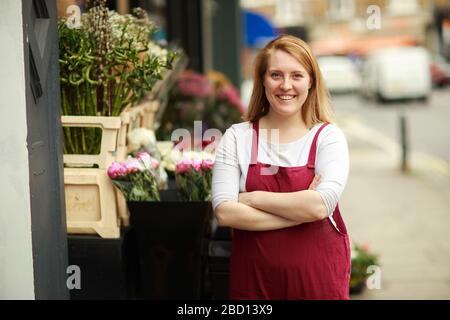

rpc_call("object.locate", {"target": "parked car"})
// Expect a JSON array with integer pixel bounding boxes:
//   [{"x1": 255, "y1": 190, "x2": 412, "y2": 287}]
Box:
[
  {"x1": 360, "y1": 46, "x2": 432, "y2": 102},
  {"x1": 317, "y1": 55, "x2": 361, "y2": 94}
]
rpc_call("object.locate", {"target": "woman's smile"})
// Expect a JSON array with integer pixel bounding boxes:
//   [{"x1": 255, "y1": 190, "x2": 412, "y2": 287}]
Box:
[{"x1": 276, "y1": 94, "x2": 297, "y2": 101}]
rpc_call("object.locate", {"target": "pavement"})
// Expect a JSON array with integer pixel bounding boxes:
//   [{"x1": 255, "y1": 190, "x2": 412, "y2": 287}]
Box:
[{"x1": 335, "y1": 114, "x2": 450, "y2": 300}]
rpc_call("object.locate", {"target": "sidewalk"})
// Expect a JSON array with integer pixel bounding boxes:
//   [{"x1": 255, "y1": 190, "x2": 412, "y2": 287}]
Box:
[{"x1": 337, "y1": 116, "x2": 450, "y2": 299}]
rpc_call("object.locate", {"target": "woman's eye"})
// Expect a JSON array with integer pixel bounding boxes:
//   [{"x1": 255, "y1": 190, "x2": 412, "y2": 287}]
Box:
[
  {"x1": 292, "y1": 74, "x2": 303, "y2": 79},
  {"x1": 271, "y1": 73, "x2": 281, "y2": 79}
]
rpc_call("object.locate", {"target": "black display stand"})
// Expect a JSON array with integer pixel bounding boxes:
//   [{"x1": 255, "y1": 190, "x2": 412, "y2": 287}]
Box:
[
  {"x1": 207, "y1": 226, "x2": 232, "y2": 300},
  {"x1": 67, "y1": 228, "x2": 137, "y2": 300},
  {"x1": 67, "y1": 210, "x2": 230, "y2": 300},
  {"x1": 128, "y1": 201, "x2": 212, "y2": 300}
]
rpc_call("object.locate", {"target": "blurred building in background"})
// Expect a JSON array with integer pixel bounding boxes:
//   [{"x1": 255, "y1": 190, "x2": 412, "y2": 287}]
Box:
[
  {"x1": 434, "y1": 0, "x2": 450, "y2": 59},
  {"x1": 241, "y1": 0, "x2": 450, "y2": 59}
]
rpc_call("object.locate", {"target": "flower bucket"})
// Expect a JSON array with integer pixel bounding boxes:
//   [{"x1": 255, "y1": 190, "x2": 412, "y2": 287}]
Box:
[{"x1": 127, "y1": 201, "x2": 212, "y2": 299}]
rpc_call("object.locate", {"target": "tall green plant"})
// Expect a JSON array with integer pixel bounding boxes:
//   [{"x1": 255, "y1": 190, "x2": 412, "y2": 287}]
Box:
[{"x1": 59, "y1": 2, "x2": 176, "y2": 155}]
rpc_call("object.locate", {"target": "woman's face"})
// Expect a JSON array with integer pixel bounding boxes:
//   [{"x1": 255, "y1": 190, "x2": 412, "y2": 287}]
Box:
[{"x1": 263, "y1": 49, "x2": 311, "y2": 117}]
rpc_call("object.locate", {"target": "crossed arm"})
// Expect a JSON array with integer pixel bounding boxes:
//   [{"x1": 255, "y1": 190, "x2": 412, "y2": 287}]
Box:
[{"x1": 215, "y1": 175, "x2": 328, "y2": 231}]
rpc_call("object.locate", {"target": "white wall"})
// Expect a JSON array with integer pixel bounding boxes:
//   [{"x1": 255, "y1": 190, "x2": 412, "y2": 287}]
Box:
[{"x1": 0, "y1": 0, "x2": 35, "y2": 299}]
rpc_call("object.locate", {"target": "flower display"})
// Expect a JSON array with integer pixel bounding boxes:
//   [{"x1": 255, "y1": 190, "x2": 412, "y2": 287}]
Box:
[
  {"x1": 58, "y1": 1, "x2": 177, "y2": 154},
  {"x1": 156, "y1": 70, "x2": 244, "y2": 141},
  {"x1": 107, "y1": 152, "x2": 160, "y2": 201},
  {"x1": 174, "y1": 152, "x2": 215, "y2": 201}
]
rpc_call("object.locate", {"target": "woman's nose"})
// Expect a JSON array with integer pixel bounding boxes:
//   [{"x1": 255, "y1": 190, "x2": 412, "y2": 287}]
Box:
[{"x1": 280, "y1": 78, "x2": 292, "y2": 90}]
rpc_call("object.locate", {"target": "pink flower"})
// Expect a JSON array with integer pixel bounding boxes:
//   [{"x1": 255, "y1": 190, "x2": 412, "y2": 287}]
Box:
[
  {"x1": 151, "y1": 159, "x2": 160, "y2": 169},
  {"x1": 362, "y1": 243, "x2": 370, "y2": 252},
  {"x1": 218, "y1": 86, "x2": 245, "y2": 113},
  {"x1": 192, "y1": 159, "x2": 202, "y2": 171},
  {"x1": 108, "y1": 162, "x2": 128, "y2": 179},
  {"x1": 136, "y1": 152, "x2": 151, "y2": 164},
  {"x1": 201, "y1": 159, "x2": 214, "y2": 171},
  {"x1": 176, "y1": 158, "x2": 192, "y2": 173},
  {"x1": 136, "y1": 152, "x2": 152, "y2": 169},
  {"x1": 176, "y1": 71, "x2": 214, "y2": 98},
  {"x1": 126, "y1": 159, "x2": 141, "y2": 173},
  {"x1": 107, "y1": 162, "x2": 120, "y2": 179}
]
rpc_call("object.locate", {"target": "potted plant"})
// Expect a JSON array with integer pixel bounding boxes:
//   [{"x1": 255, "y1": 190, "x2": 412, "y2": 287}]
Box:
[{"x1": 350, "y1": 241, "x2": 380, "y2": 294}]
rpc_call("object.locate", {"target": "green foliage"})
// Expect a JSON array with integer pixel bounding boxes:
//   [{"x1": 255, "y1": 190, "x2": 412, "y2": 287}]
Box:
[
  {"x1": 111, "y1": 170, "x2": 160, "y2": 201},
  {"x1": 351, "y1": 242, "x2": 380, "y2": 288},
  {"x1": 58, "y1": 4, "x2": 177, "y2": 155}
]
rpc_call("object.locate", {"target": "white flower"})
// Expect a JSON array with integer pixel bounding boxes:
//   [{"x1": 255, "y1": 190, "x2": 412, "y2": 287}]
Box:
[
  {"x1": 127, "y1": 128, "x2": 156, "y2": 153},
  {"x1": 161, "y1": 148, "x2": 182, "y2": 172},
  {"x1": 147, "y1": 41, "x2": 168, "y2": 64},
  {"x1": 179, "y1": 150, "x2": 215, "y2": 162}
]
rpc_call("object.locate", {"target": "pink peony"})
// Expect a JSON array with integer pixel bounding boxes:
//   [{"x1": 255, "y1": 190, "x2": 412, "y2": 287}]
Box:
[
  {"x1": 136, "y1": 152, "x2": 151, "y2": 163},
  {"x1": 151, "y1": 159, "x2": 160, "y2": 169},
  {"x1": 201, "y1": 159, "x2": 214, "y2": 171},
  {"x1": 177, "y1": 71, "x2": 214, "y2": 98},
  {"x1": 108, "y1": 162, "x2": 128, "y2": 178},
  {"x1": 126, "y1": 159, "x2": 141, "y2": 173},
  {"x1": 176, "y1": 158, "x2": 192, "y2": 173},
  {"x1": 192, "y1": 159, "x2": 202, "y2": 172}
]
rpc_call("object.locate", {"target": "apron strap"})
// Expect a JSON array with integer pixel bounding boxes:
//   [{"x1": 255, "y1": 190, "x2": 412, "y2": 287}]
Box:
[
  {"x1": 307, "y1": 122, "x2": 329, "y2": 169},
  {"x1": 250, "y1": 121, "x2": 259, "y2": 164}
]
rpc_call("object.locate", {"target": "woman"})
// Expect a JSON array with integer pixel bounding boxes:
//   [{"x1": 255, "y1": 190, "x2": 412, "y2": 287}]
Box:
[{"x1": 211, "y1": 35, "x2": 351, "y2": 300}]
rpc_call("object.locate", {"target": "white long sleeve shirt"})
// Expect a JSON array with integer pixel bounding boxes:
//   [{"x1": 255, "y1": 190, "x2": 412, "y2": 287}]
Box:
[{"x1": 212, "y1": 121, "x2": 349, "y2": 220}]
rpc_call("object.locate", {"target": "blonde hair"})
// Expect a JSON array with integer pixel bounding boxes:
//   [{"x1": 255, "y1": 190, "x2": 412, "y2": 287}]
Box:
[{"x1": 245, "y1": 34, "x2": 333, "y2": 127}]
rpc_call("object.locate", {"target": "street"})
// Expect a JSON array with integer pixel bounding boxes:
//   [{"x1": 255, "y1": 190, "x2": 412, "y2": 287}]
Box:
[
  {"x1": 332, "y1": 87, "x2": 450, "y2": 166},
  {"x1": 332, "y1": 87, "x2": 450, "y2": 299}
]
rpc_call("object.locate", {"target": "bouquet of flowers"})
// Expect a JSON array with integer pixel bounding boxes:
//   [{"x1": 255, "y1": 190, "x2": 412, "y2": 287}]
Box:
[
  {"x1": 107, "y1": 152, "x2": 160, "y2": 201},
  {"x1": 174, "y1": 152, "x2": 215, "y2": 201},
  {"x1": 127, "y1": 127, "x2": 168, "y2": 189}
]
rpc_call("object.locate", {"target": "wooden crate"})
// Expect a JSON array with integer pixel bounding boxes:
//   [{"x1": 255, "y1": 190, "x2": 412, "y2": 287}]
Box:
[
  {"x1": 140, "y1": 100, "x2": 160, "y2": 130},
  {"x1": 64, "y1": 168, "x2": 121, "y2": 239},
  {"x1": 116, "y1": 105, "x2": 146, "y2": 162},
  {"x1": 62, "y1": 115, "x2": 125, "y2": 169},
  {"x1": 62, "y1": 113, "x2": 136, "y2": 238}
]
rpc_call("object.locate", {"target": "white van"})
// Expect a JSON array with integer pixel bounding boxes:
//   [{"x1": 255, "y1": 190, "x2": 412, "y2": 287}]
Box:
[
  {"x1": 318, "y1": 56, "x2": 361, "y2": 94},
  {"x1": 360, "y1": 46, "x2": 432, "y2": 101}
]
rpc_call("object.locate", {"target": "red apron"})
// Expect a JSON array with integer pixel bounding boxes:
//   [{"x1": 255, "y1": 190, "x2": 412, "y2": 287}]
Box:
[{"x1": 229, "y1": 121, "x2": 351, "y2": 300}]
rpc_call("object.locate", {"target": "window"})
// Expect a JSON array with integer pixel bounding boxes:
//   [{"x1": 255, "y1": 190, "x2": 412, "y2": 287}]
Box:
[{"x1": 328, "y1": 0, "x2": 355, "y2": 21}]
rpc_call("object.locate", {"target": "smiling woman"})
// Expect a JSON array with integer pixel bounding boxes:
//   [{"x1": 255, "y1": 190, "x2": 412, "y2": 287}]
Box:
[{"x1": 212, "y1": 35, "x2": 351, "y2": 300}]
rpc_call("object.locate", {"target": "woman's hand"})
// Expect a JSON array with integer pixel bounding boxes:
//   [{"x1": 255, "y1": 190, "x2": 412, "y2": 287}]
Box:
[
  {"x1": 308, "y1": 174, "x2": 321, "y2": 190},
  {"x1": 238, "y1": 191, "x2": 255, "y2": 207},
  {"x1": 238, "y1": 175, "x2": 321, "y2": 207}
]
